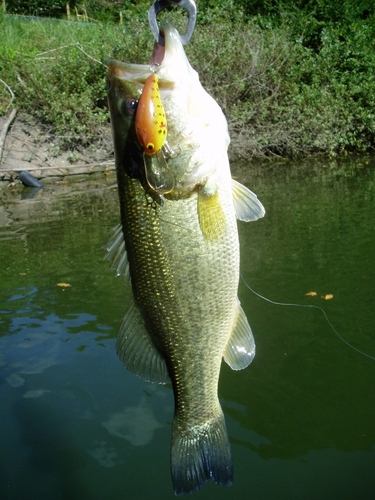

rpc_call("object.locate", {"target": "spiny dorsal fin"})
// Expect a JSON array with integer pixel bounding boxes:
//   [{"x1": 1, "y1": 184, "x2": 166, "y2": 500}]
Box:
[
  {"x1": 104, "y1": 223, "x2": 130, "y2": 280},
  {"x1": 197, "y1": 189, "x2": 226, "y2": 241},
  {"x1": 117, "y1": 295, "x2": 169, "y2": 384},
  {"x1": 231, "y1": 179, "x2": 265, "y2": 222},
  {"x1": 223, "y1": 303, "x2": 255, "y2": 370}
]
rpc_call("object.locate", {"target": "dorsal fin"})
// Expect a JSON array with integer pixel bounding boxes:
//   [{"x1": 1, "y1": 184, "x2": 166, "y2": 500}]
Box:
[
  {"x1": 104, "y1": 223, "x2": 130, "y2": 280},
  {"x1": 117, "y1": 296, "x2": 169, "y2": 384},
  {"x1": 231, "y1": 179, "x2": 265, "y2": 222},
  {"x1": 223, "y1": 303, "x2": 256, "y2": 370}
]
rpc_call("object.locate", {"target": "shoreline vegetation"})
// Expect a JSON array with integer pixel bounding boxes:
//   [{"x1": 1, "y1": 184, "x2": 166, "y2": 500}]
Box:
[{"x1": 1, "y1": 1, "x2": 375, "y2": 161}]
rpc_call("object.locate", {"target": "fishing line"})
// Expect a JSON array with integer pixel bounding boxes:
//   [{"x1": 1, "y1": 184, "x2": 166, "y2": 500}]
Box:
[{"x1": 241, "y1": 274, "x2": 375, "y2": 362}]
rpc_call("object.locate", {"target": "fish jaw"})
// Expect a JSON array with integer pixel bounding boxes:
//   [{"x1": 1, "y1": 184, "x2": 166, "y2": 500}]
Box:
[
  {"x1": 108, "y1": 23, "x2": 230, "y2": 196},
  {"x1": 154, "y1": 23, "x2": 231, "y2": 193}
]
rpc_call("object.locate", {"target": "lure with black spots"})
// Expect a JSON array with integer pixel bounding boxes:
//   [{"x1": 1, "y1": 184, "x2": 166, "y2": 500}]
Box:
[
  {"x1": 133, "y1": 72, "x2": 174, "y2": 194},
  {"x1": 135, "y1": 73, "x2": 167, "y2": 154}
]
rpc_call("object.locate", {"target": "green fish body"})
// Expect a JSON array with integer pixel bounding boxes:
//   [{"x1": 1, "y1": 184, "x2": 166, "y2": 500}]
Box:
[{"x1": 107, "y1": 24, "x2": 265, "y2": 496}]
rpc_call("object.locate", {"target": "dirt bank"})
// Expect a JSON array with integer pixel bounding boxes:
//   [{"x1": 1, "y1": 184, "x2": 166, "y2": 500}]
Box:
[{"x1": 0, "y1": 110, "x2": 115, "y2": 187}]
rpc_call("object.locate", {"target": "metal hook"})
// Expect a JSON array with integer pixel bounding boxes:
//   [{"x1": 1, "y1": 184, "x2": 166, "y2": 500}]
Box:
[{"x1": 148, "y1": 0, "x2": 197, "y2": 46}]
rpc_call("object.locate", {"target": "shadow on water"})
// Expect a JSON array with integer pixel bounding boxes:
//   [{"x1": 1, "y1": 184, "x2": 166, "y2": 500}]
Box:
[{"x1": 1, "y1": 158, "x2": 375, "y2": 499}]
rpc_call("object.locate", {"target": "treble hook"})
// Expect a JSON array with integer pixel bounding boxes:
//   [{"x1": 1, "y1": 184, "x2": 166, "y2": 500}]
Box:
[{"x1": 148, "y1": 0, "x2": 197, "y2": 46}]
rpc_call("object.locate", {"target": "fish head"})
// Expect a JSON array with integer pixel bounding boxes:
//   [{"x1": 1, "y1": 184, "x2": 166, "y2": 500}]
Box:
[{"x1": 108, "y1": 23, "x2": 230, "y2": 196}]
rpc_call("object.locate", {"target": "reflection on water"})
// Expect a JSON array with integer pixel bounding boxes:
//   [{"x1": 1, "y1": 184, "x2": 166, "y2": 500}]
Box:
[
  {"x1": 1, "y1": 159, "x2": 375, "y2": 499},
  {"x1": 103, "y1": 395, "x2": 164, "y2": 446}
]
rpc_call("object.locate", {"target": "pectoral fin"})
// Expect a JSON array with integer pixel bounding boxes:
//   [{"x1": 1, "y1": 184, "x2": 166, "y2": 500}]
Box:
[
  {"x1": 117, "y1": 295, "x2": 169, "y2": 384},
  {"x1": 231, "y1": 179, "x2": 265, "y2": 221},
  {"x1": 223, "y1": 303, "x2": 255, "y2": 370},
  {"x1": 104, "y1": 223, "x2": 130, "y2": 280},
  {"x1": 197, "y1": 189, "x2": 226, "y2": 241}
]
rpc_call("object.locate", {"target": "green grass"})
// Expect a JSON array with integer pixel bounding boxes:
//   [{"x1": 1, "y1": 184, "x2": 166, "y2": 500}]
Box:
[
  {"x1": 1, "y1": 5, "x2": 375, "y2": 159},
  {"x1": 0, "y1": 12, "x2": 152, "y2": 146}
]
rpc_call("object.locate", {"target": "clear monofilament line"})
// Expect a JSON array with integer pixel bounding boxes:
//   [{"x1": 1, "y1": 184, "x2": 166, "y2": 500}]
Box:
[{"x1": 241, "y1": 274, "x2": 375, "y2": 362}]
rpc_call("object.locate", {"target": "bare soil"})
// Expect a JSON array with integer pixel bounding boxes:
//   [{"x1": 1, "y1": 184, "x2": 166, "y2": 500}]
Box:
[{"x1": 0, "y1": 111, "x2": 115, "y2": 187}]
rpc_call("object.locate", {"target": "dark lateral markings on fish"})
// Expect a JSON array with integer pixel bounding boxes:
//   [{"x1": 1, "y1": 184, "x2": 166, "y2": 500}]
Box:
[{"x1": 106, "y1": 22, "x2": 266, "y2": 496}]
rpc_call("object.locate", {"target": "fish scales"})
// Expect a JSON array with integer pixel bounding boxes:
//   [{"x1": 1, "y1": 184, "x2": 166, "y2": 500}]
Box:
[
  {"x1": 119, "y1": 173, "x2": 239, "y2": 385},
  {"x1": 107, "y1": 23, "x2": 265, "y2": 496},
  {"x1": 121, "y1": 178, "x2": 237, "y2": 492}
]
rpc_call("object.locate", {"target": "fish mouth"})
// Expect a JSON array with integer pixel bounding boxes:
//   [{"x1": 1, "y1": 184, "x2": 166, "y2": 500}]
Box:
[
  {"x1": 108, "y1": 23, "x2": 188, "y2": 89},
  {"x1": 149, "y1": 27, "x2": 166, "y2": 67},
  {"x1": 149, "y1": 23, "x2": 180, "y2": 67}
]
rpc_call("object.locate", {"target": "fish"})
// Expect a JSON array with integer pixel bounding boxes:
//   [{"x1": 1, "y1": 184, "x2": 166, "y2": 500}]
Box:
[{"x1": 106, "y1": 23, "x2": 265, "y2": 496}]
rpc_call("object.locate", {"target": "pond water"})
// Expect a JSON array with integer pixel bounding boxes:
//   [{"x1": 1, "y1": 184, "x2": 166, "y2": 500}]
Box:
[{"x1": 1, "y1": 156, "x2": 375, "y2": 500}]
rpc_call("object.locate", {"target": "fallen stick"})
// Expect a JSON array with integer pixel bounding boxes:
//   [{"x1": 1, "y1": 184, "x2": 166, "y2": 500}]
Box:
[
  {"x1": 0, "y1": 78, "x2": 15, "y2": 111},
  {"x1": 0, "y1": 108, "x2": 17, "y2": 163},
  {"x1": 7, "y1": 160, "x2": 115, "y2": 171}
]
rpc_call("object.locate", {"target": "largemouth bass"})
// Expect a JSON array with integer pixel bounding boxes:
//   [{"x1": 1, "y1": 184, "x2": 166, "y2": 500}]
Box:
[{"x1": 107, "y1": 23, "x2": 265, "y2": 495}]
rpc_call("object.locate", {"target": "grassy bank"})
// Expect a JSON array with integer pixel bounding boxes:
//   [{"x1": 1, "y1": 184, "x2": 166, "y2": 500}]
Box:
[{"x1": 1, "y1": 4, "x2": 375, "y2": 159}]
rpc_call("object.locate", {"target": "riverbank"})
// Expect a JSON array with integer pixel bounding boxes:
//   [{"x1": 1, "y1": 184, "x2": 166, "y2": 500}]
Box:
[
  {"x1": 1, "y1": 4, "x2": 375, "y2": 163},
  {"x1": 0, "y1": 111, "x2": 114, "y2": 187}
]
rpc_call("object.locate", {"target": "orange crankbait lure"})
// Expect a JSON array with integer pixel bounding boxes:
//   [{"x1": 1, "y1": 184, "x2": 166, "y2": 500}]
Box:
[
  {"x1": 135, "y1": 74, "x2": 167, "y2": 154},
  {"x1": 135, "y1": 73, "x2": 175, "y2": 194}
]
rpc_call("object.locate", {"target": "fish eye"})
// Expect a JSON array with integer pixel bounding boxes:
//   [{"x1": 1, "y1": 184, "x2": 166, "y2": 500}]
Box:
[{"x1": 123, "y1": 98, "x2": 138, "y2": 116}]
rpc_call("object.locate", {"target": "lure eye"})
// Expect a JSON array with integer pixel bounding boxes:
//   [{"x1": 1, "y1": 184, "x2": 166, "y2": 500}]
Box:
[
  {"x1": 146, "y1": 143, "x2": 155, "y2": 152},
  {"x1": 123, "y1": 98, "x2": 138, "y2": 116}
]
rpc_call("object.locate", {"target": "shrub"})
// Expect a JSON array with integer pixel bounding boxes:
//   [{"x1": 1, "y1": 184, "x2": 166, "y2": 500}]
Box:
[{"x1": 1, "y1": 2, "x2": 375, "y2": 158}]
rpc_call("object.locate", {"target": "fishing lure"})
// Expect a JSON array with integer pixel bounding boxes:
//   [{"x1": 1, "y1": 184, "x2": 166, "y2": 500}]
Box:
[
  {"x1": 135, "y1": 73, "x2": 167, "y2": 154},
  {"x1": 135, "y1": 73, "x2": 175, "y2": 194}
]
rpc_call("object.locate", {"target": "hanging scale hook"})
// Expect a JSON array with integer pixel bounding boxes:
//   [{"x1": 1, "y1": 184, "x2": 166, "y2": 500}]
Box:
[{"x1": 148, "y1": 0, "x2": 197, "y2": 46}]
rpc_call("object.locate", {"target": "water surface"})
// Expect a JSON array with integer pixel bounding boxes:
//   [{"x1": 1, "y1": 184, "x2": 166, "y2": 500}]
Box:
[{"x1": 1, "y1": 157, "x2": 375, "y2": 499}]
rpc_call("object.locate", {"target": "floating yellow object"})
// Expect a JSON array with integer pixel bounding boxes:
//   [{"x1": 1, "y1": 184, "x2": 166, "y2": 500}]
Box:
[
  {"x1": 57, "y1": 283, "x2": 71, "y2": 287},
  {"x1": 135, "y1": 73, "x2": 167, "y2": 154},
  {"x1": 321, "y1": 294, "x2": 333, "y2": 300},
  {"x1": 305, "y1": 291, "x2": 317, "y2": 296}
]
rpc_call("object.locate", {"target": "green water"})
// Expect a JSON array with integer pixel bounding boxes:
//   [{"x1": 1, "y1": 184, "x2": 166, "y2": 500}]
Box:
[{"x1": 1, "y1": 157, "x2": 375, "y2": 499}]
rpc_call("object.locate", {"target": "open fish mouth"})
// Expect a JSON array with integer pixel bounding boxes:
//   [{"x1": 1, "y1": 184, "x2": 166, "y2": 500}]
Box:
[
  {"x1": 108, "y1": 23, "x2": 187, "y2": 90},
  {"x1": 148, "y1": 24, "x2": 167, "y2": 66}
]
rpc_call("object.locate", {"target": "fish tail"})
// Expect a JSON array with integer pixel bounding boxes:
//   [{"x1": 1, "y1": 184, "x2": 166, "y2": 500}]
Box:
[{"x1": 171, "y1": 411, "x2": 233, "y2": 495}]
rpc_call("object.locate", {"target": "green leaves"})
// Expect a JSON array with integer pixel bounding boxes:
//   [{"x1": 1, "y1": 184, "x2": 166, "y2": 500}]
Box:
[{"x1": 1, "y1": 2, "x2": 375, "y2": 158}]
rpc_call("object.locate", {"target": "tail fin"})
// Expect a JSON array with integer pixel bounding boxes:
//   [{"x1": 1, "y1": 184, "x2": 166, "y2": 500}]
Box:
[{"x1": 171, "y1": 412, "x2": 233, "y2": 495}]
